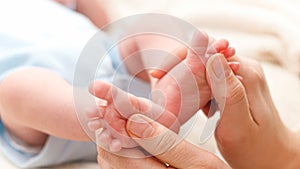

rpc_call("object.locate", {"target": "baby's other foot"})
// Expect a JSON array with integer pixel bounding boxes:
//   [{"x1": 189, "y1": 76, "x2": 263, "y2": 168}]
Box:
[
  {"x1": 86, "y1": 81, "x2": 180, "y2": 152},
  {"x1": 151, "y1": 31, "x2": 236, "y2": 124}
]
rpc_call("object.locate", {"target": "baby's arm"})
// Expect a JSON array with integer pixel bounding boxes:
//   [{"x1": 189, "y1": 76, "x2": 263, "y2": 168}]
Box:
[
  {"x1": 0, "y1": 67, "x2": 90, "y2": 146},
  {"x1": 118, "y1": 33, "x2": 185, "y2": 82}
]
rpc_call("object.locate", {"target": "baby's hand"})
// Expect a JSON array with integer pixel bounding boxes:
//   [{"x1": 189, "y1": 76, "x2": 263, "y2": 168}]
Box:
[
  {"x1": 86, "y1": 81, "x2": 179, "y2": 152},
  {"x1": 150, "y1": 31, "x2": 239, "y2": 123}
]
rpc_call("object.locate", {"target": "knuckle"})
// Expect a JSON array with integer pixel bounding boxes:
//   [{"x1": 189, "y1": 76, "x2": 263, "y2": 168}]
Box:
[
  {"x1": 153, "y1": 131, "x2": 178, "y2": 155},
  {"x1": 97, "y1": 148, "x2": 109, "y2": 162},
  {"x1": 121, "y1": 159, "x2": 136, "y2": 168},
  {"x1": 247, "y1": 61, "x2": 265, "y2": 83},
  {"x1": 225, "y1": 76, "x2": 245, "y2": 106},
  {"x1": 215, "y1": 126, "x2": 248, "y2": 148},
  {"x1": 191, "y1": 154, "x2": 219, "y2": 169}
]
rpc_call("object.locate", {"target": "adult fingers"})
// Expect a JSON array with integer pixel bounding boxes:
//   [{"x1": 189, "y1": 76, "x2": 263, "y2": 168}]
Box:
[
  {"x1": 97, "y1": 147, "x2": 174, "y2": 169},
  {"x1": 206, "y1": 54, "x2": 258, "y2": 142},
  {"x1": 228, "y1": 56, "x2": 273, "y2": 124},
  {"x1": 126, "y1": 114, "x2": 229, "y2": 169},
  {"x1": 98, "y1": 156, "x2": 113, "y2": 169}
]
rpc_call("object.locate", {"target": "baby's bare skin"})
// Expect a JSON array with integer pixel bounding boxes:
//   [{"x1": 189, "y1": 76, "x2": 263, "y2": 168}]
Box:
[
  {"x1": 151, "y1": 31, "x2": 236, "y2": 123},
  {"x1": 87, "y1": 81, "x2": 180, "y2": 152},
  {"x1": 86, "y1": 31, "x2": 237, "y2": 152}
]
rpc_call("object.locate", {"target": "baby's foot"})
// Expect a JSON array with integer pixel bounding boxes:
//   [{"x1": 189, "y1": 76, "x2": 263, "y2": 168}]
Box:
[
  {"x1": 151, "y1": 31, "x2": 237, "y2": 124},
  {"x1": 86, "y1": 81, "x2": 180, "y2": 152}
]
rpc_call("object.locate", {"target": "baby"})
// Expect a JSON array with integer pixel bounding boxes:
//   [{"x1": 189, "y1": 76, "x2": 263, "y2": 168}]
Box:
[
  {"x1": 86, "y1": 31, "x2": 238, "y2": 152},
  {"x1": 0, "y1": 1, "x2": 237, "y2": 168}
]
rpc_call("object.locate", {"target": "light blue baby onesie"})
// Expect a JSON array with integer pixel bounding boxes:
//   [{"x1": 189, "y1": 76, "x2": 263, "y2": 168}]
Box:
[{"x1": 0, "y1": 0, "x2": 149, "y2": 168}]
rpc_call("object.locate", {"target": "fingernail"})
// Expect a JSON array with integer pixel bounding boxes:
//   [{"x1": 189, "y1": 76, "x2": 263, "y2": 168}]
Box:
[
  {"x1": 211, "y1": 54, "x2": 231, "y2": 79},
  {"x1": 228, "y1": 62, "x2": 240, "y2": 72},
  {"x1": 127, "y1": 114, "x2": 154, "y2": 138}
]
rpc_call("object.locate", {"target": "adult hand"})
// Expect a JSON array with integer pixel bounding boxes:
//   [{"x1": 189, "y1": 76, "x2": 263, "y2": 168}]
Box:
[
  {"x1": 206, "y1": 54, "x2": 300, "y2": 169},
  {"x1": 97, "y1": 114, "x2": 230, "y2": 169}
]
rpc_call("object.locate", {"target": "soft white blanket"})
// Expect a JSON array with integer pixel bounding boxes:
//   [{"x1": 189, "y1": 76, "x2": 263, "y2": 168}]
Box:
[
  {"x1": 1, "y1": 0, "x2": 300, "y2": 168},
  {"x1": 104, "y1": 0, "x2": 300, "y2": 75}
]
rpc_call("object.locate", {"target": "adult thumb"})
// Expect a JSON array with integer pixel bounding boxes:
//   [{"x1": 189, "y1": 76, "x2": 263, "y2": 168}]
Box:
[
  {"x1": 126, "y1": 114, "x2": 228, "y2": 169},
  {"x1": 206, "y1": 54, "x2": 256, "y2": 137}
]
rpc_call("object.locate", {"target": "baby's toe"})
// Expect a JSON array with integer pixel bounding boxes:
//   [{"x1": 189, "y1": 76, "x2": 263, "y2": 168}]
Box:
[
  {"x1": 87, "y1": 119, "x2": 104, "y2": 131},
  {"x1": 109, "y1": 139, "x2": 122, "y2": 152},
  {"x1": 97, "y1": 129, "x2": 112, "y2": 146},
  {"x1": 89, "y1": 81, "x2": 115, "y2": 103},
  {"x1": 207, "y1": 39, "x2": 229, "y2": 55},
  {"x1": 221, "y1": 47, "x2": 236, "y2": 58},
  {"x1": 85, "y1": 108, "x2": 99, "y2": 119}
]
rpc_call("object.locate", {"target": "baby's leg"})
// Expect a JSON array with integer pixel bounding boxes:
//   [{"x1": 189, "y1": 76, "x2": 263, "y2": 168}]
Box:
[
  {"x1": 151, "y1": 32, "x2": 236, "y2": 79},
  {"x1": 0, "y1": 68, "x2": 90, "y2": 147},
  {"x1": 86, "y1": 81, "x2": 180, "y2": 152}
]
